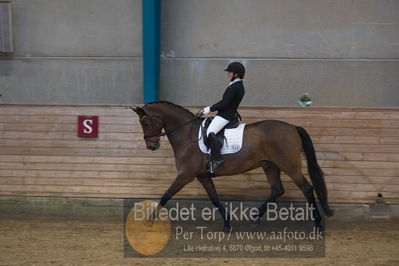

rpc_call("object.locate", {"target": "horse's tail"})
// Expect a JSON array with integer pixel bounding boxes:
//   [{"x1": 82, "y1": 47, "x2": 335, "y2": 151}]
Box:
[{"x1": 296, "y1": 126, "x2": 334, "y2": 217}]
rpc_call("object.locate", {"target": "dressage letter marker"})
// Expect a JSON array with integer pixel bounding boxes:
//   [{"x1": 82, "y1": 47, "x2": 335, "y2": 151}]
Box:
[{"x1": 78, "y1": 116, "x2": 99, "y2": 138}]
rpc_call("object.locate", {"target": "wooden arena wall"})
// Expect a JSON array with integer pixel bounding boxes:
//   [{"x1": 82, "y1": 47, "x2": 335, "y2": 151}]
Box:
[{"x1": 0, "y1": 104, "x2": 398, "y2": 204}]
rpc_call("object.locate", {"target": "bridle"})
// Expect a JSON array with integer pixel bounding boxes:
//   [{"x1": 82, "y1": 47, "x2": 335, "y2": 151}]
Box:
[{"x1": 130, "y1": 107, "x2": 202, "y2": 145}]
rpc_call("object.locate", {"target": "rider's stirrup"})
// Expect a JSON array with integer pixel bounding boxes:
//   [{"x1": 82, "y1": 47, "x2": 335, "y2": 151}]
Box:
[{"x1": 208, "y1": 160, "x2": 224, "y2": 174}]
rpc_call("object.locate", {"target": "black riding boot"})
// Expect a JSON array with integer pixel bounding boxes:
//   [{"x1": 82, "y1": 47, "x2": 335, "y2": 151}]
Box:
[{"x1": 207, "y1": 132, "x2": 224, "y2": 173}]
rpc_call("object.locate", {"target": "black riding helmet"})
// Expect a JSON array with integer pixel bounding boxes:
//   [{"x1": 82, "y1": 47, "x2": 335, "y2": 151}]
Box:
[{"x1": 224, "y1": 62, "x2": 245, "y2": 79}]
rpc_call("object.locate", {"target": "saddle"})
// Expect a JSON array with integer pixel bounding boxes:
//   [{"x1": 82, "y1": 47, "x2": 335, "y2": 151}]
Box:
[{"x1": 202, "y1": 112, "x2": 241, "y2": 149}]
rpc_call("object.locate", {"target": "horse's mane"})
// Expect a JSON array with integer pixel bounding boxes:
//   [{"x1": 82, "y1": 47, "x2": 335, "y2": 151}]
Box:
[{"x1": 145, "y1": 100, "x2": 195, "y2": 117}]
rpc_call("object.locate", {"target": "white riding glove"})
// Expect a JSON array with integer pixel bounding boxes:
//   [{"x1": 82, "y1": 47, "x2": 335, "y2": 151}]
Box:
[{"x1": 202, "y1": 106, "x2": 211, "y2": 115}]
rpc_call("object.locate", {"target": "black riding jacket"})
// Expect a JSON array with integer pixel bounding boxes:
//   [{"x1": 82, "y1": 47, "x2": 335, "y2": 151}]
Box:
[{"x1": 210, "y1": 80, "x2": 245, "y2": 121}]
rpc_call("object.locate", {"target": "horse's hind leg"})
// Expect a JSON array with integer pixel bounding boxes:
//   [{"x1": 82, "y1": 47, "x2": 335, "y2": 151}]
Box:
[
  {"x1": 288, "y1": 171, "x2": 323, "y2": 230},
  {"x1": 198, "y1": 176, "x2": 230, "y2": 232},
  {"x1": 255, "y1": 163, "x2": 285, "y2": 223}
]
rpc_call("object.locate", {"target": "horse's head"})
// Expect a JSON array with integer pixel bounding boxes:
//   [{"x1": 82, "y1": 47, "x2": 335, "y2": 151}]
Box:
[{"x1": 131, "y1": 106, "x2": 164, "y2": 151}]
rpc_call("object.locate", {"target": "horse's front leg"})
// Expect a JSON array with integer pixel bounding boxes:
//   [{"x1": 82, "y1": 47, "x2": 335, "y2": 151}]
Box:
[
  {"x1": 150, "y1": 173, "x2": 195, "y2": 220},
  {"x1": 197, "y1": 176, "x2": 231, "y2": 232}
]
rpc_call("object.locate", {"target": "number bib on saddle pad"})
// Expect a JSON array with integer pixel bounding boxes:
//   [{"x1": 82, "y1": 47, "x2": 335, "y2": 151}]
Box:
[{"x1": 198, "y1": 118, "x2": 246, "y2": 155}]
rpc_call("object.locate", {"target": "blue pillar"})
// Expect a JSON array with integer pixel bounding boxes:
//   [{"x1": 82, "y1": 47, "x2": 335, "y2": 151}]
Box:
[{"x1": 142, "y1": 0, "x2": 161, "y2": 103}]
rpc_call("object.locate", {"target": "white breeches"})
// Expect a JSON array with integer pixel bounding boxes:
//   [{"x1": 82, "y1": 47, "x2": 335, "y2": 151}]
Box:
[{"x1": 206, "y1": 115, "x2": 230, "y2": 137}]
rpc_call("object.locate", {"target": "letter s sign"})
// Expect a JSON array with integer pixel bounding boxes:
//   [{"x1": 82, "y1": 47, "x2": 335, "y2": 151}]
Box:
[
  {"x1": 78, "y1": 116, "x2": 98, "y2": 138},
  {"x1": 83, "y1": 119, "x2": 93, "y2": 134}
]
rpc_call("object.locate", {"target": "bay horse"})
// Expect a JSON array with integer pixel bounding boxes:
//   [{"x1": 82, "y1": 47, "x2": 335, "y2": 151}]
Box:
[{"x1": 131, "y1": 101, "x2": 333, "y2": 232}]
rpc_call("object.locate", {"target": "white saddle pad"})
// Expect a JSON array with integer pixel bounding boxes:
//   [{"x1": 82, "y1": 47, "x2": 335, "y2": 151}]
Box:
[{"x1": 198, "y1": 118, "x2": 246, "y2": 154}]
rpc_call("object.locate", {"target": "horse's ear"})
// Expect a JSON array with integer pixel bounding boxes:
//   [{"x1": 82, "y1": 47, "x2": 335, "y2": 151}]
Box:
[{"x1": 130, "y1": 106, "x2": 145, "y2": 115}]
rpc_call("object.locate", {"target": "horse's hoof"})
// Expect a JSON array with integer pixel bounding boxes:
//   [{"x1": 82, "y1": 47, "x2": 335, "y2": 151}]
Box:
[
  {"x1": 315, "y1": 224, "x2": 324, "y2": 233},
  {"x1": 223, "y1": 225, "x2": 231, "y2": 233},
  {"x1": 250, "y1": 217, "x2": 260, "y2": 227},
  {"x1": 144, "y1": 219, "x2": 155, "y2": 227}
]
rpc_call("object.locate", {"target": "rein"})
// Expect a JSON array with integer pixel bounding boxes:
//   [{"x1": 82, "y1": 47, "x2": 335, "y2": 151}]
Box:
[{"x1": 130, "y1": 107, "x2": 202, "y2": 142}]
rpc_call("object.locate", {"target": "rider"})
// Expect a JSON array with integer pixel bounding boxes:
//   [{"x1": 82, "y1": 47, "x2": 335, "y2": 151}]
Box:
[{"x1": 201, "y1": 62, "x2": 246, "y2": 172}]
